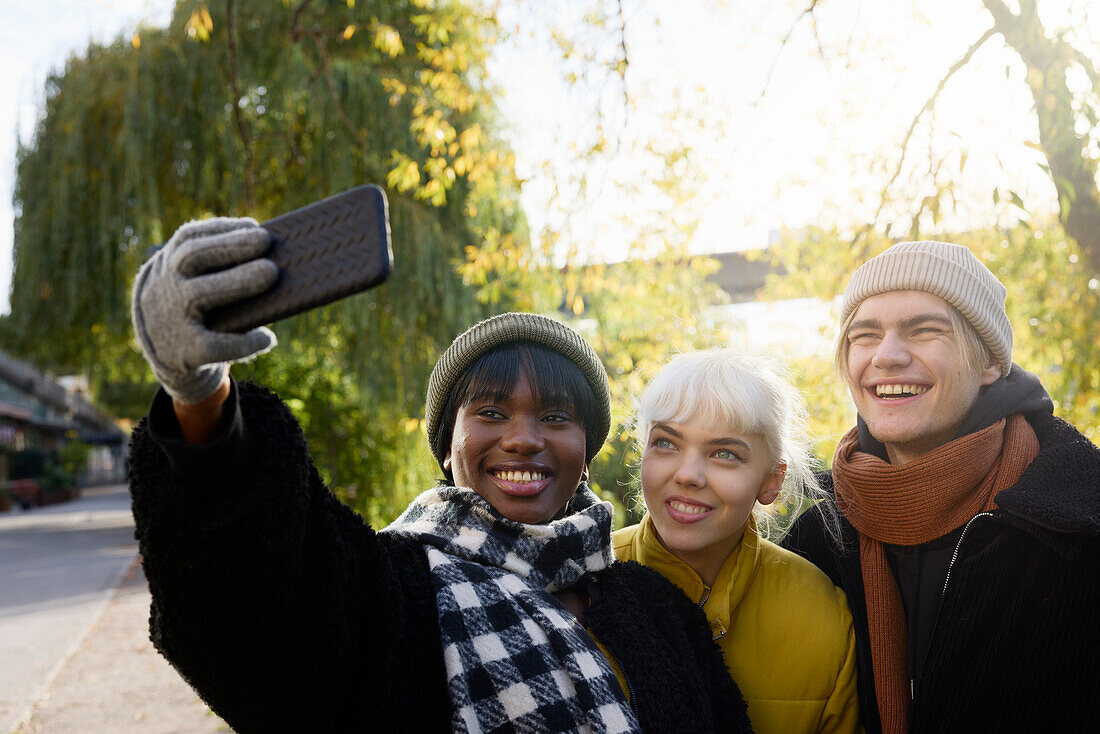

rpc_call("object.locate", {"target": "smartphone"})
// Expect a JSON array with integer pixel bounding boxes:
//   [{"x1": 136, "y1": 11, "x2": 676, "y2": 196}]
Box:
[{"x1": 203, "y1": 184, "x2": 393, "y2": 333}]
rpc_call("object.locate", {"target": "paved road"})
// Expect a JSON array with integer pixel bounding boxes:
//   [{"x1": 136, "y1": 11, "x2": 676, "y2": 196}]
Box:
[
  {"x1": 0, "y1": 485, "x2": 137, "y2": 730},
  {"x1": 0, "y1": 484, "x2": 226, "y2": 733}
]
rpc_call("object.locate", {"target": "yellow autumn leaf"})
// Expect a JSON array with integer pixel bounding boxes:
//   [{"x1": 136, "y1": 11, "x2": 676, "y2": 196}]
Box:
[
  {"x1": 459, "y1": 124, "x2": 482, "y2": 152},
  {"x1": 342, "y1": 25, "x2": 356, "y2": 40},
  {"x1": 373, "y1": 23, "x2": 404, "y2": 57},
  {"x1": 386, "y1": 154, "x2": 421, "y2": 192},
  {"x1": 185, "y1": 8, "x2": 213, "y2": 42}
]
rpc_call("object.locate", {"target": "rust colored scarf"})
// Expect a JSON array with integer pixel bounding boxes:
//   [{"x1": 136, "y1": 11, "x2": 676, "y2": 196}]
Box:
[{"x1": 832, "y1": 414, "x2": 1039, "y2": 734}]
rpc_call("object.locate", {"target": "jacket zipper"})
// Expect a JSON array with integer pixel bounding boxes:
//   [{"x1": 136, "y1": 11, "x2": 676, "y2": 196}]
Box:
[
  {"x1": 623, "y1": 667, "x2": 638, "y2": 714},
  {"x1": 909, "y1": 511, "x2": 994, "y2": 701},
  {"x1": 941, "y1": 512, "x2": 994, "y2": 597},
  {"x1": 697, "y1": 585, "x2": 725, "y2": 640}
]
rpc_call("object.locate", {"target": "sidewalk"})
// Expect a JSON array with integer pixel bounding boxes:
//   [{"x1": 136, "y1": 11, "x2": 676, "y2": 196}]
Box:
[{"x1": 14, "y1": 558, "x2": 230, "y2": 733}]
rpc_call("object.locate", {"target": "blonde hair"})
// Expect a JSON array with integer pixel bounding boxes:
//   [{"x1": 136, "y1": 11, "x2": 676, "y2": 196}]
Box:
[{"x1": 635, "y1": 349, "x2": 836, "y2": 541}]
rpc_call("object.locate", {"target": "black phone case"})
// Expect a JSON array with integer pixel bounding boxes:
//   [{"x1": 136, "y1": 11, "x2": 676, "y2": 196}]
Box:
[{"x1": 204, "y1": 184, "x2": 393, "y2": 333}]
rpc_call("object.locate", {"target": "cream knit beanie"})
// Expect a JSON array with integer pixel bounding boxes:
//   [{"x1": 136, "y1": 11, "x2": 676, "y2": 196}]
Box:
[{"x1": 841, "y1": 241, "x2": 1013, "y2": 376}]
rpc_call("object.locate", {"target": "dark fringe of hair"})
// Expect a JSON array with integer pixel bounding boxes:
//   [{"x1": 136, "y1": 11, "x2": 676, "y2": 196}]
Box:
[{"x1": 431, "y1": 343, "x2": 599, "y2": 482}]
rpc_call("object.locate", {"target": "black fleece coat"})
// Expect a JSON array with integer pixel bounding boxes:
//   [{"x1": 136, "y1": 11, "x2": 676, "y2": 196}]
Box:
[
  {"x1": 128, "y1": 381, "x2": 751, "y2": 734},
  {"x1": 783, "y1": 410, "x2": 1100, "y2": 734}
]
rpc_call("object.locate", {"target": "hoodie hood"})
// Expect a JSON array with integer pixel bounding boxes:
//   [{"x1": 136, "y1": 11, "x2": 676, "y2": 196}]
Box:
[
  {"x1": 856, "y1": 364, "x2": 1054, "y2": 461},
  {"x1": 851, "y1": 367, "x2": 1098, "y2": 537}
]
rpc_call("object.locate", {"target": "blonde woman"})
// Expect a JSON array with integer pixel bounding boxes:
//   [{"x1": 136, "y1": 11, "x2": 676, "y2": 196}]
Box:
[{"x1": 614, "y1": 349, "x2": 861, "y2": 734}]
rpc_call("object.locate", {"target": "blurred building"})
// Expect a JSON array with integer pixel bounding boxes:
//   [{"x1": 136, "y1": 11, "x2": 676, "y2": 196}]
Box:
[
  {"x1": 0, "y1": 350, "x2": 126, "y2": 487},
  {"x1": 708, "y1": 251, "x2": 835, "y2": 359},
  {"x1": 570, "y1": 249, "x2": 836, "y2": 359}
]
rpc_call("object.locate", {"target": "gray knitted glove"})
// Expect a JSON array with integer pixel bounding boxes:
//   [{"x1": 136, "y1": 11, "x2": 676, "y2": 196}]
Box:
[{"x1": 132, "y1": 217, "x2": 279, "y2": 404}]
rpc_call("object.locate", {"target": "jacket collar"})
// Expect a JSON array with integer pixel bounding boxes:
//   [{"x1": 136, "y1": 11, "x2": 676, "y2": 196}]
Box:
[
  {"x1": 995, "y1": 411, "x2": 1100, "y2": 537},
  {"x1": 629, "y1": 515, "x2": 762, "y2": 639}
]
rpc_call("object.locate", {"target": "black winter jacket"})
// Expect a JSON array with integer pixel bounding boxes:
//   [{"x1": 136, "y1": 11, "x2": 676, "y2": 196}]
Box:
[
  {"x1": 129, "y1": 381, "x2": 751, "y2": 733},
  {"x1": 783, "y1": 410, "x2": 1100, "y2": 734}
]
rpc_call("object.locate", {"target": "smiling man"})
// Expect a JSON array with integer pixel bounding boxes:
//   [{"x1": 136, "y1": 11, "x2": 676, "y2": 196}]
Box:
[{"x1": 783, "y1": 241, "x2": 1100, "y2": 734}]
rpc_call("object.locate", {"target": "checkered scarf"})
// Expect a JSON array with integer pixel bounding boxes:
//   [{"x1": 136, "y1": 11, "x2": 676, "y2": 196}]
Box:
[{"x1": 382, "y1": 484, "x2": 639, "y2": 734}]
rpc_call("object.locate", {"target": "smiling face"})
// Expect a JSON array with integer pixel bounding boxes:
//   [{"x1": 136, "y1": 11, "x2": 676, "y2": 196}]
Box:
[
  {"x1": 445, "y1": 372, "x2": 588, "y2": 524},
  {"x1": 641, "y1": 417, "x2": 783, "y2": 585},
  {"x1": 844, "y1": 290, "x2": 1002, "y2": 464}
]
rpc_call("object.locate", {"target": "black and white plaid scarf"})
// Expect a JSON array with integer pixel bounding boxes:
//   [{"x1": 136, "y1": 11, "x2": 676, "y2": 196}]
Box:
[{"x1": 382, "y1": 484, "x2": 639, "y2": 734}]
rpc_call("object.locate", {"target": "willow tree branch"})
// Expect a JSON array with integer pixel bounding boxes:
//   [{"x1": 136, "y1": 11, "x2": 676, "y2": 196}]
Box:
[
  {"x1": 808, "y1": 7, "x2": 827, "y2": 62},
  {"x1": 290, "y1": 0, "x2": 314, "y2": 41},
  {"x1": 309, "y1": 34, "x2": 369, "y2": 150},
  {"x1": 758, "y1": 0, "x2": 820, "y2": 100},
  {"x1": 287, "y1": 0, "x2": 368, "y2": 151},
  {"x1": 1072, "y1": 47, "x2": 1100, "y2": 90},
  {"x1": 615, "y1": 0, "x2": 629, "y2": 110},
  {"x1": 226, "y1": 0, "x2": 256, "y2": 207},
  {"x1": 869, "y1": 26, "x2": 996, "y2": 226}
]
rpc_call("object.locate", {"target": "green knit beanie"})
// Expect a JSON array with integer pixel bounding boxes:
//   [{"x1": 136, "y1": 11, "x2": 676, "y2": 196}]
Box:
[{"x1": 425, "y1": 312, "x2": 611, "y2": 464}]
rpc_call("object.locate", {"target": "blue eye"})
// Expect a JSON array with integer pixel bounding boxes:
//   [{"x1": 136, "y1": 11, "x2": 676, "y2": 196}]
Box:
[
  {"x1": 651, "y1": 437, "x2": 674, "y2": 449},
  {"x1": 714, "y1": 449, "x2": 744, "y2": 462}
]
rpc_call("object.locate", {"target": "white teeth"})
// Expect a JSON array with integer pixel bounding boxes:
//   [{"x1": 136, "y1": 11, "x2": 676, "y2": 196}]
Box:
[
  {"x1": 875, "y1": 383, "x2": 928, "y2": 397},
  {"x1": 669, "y1": 500, "x2": 708, "y2": 515},
  {"x1": 496, "y1": 470, "x2": 547, "y2": 483}
]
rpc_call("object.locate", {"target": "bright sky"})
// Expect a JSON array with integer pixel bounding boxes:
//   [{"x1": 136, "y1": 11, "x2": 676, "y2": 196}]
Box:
[
  {"x1": 0, "y1": 0, "x2": 1082, "y2": 315},
  {"x1": 495, "y1": 0, "x2": 1061, "y2": 263},
  {"x1": 0, "y1": 0, "x2": 175, "y2": 315}
]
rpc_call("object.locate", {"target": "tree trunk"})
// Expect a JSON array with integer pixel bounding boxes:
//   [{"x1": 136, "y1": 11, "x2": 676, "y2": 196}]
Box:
[{"x1": 983, "y1": 0, "x2": 1100, "y2": 276}]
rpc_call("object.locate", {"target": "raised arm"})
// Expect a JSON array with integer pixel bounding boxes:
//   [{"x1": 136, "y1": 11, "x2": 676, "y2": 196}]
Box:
[
  {"x1": 128, "y1": 218, "x2": 448, "y2": 731},
  {"x1": 172, "y1": 375, "x2": 231, "y2": 444}
]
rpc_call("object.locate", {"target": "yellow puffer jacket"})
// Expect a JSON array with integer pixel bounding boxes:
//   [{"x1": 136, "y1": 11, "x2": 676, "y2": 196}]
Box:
[{"x1": 613, "y1": 516, "x2": 861, "y2": 734}]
